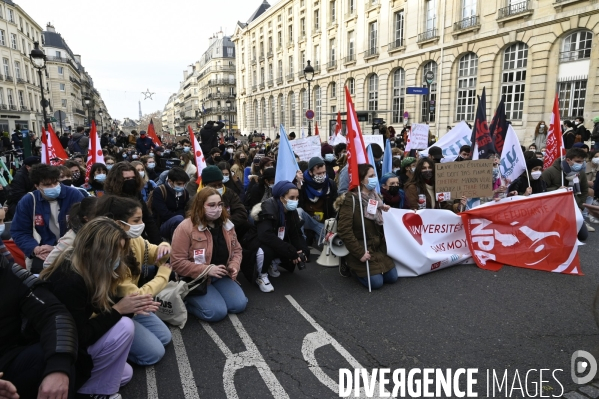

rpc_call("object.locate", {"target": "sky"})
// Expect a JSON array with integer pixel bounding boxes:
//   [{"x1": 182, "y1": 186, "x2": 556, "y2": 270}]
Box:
[{"x1": 21, "y1": 0, "x2": 276, "y2": 121}]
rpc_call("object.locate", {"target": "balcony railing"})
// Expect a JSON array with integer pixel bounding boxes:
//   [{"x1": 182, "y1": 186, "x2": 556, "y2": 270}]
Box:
[
  {"x1": 363, "y1": 47, "x2": 379, "y2": 59},
  {"x1": 259, "y1": 82, "x2": 265, "y2": 89},
  {"x1": 20, "y1": 106, "x2": 27, "y2": 111},
  {"x1": 9, "y1": 104, "x2": 17, "y2": 110},
  {"x1": 559, "y1": 49, "x2": 591, "y2": 63},
  {"x1": 16, "y1": 77, "x2": 25, "y2": 84},
  {"x1": 498, "y1": 1, "x2": 531, "y2": 18},
  {"x1": 207, "y1": 78, "x2": 236, "y2": 86},
  {"x1": 418, "y1": 28, "x2": 438, "y2": 43},
  {"x1": 267, "y1": 79, "x2": 274, "y2": 87},
  {"x1": 388, "y1": 38, "x2": 405, "y2": 51},
  {"x1": 4, "y1": 75, "x2": 12, "y2": 82},
  {"x1": 454, "y1": 15, "x2": 479, "y2": 31},
  {"x1": 327, "y1": 60, "x2": 337, "y2": 69},
  {"x1": 276, "y1": 76, "x2": 283, "y2": 85},
  {"x1": 344, "y1": 54, "x2": 356, "y2": 64},
  {"x1": 75, "y1": 108, "x2": 85, "y2": 115},
  {"x1": 286, "y1": 73, "x2": 294, "y2": 81}
]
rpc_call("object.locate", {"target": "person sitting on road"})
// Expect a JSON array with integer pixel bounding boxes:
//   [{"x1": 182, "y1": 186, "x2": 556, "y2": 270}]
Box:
[
  {"x1": 245, "y1": 167, "x2": 275, "y2": 211},
  {"x1": 508, "y1": 158, "x2": 547, "y2": 196},
  {"x1": 81, "y1": 162, "x2": 108, "y2": 197},
  {"x1": 131, "y1": 160, "x2": 157, "y2": 202},
  {"x1": 380, "y1": 172, "x2": 405, "y2": 209},
  {"x1": 141, "y1": 154, "x2": 159, "y2": 181},
  {"x1": 180, "y1": 152, "x2": 197, "y2": 180},
  {"x1": 335, "y1": 164, "x2": 398, "y2": 289},
  {"x1": 40, "y1": 218, "x2": 159, "y2": 398},
  {"x1": 404, "y1": 158, "x2": 454, "y2": 210},
  {"x1": 218, "y1": 161, "x2": 244, "y2": 201},
  {"x1": 247, "y1": 181, "x2": 310, "y2": 293},
  {"x1": 5, "y1": 155, "x2": 41, "y2": 220},
  {"x1": 57, "y1": 164, "x2": 90, "y2": 198},
  {"x1": 150, "y1": 167, "x2": 191, "y2": 241},
  {"x1": 170, "y1": 187, "x2": 247, "y2": 322}
]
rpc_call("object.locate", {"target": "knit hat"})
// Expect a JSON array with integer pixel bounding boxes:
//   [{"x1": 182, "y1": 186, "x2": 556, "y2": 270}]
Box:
[
  {"x1": 272, "y1": 180, "x2": 297, "y2": 198},
  {"x1": 401, "y1": 157, "x2": 416, "y2": 168},
  {"x1": 379, "y1": 172, "x2": 398, "y2": 185},
  {"x1": 573, "y1": 142, "x2": 586, "y2": 148},
  {"x1": 526, "y1": 158, "x2": 544, "y2": 171},
  {"x1": 428, "y1": 146, "x2": 443, "y2": 161},
  {"x1": 262, "y1": 167, "x2": 276, "y2": 180},
  {"x1": 321, "y1": 144, "x2": 334, "y2": 156},
  {"x1": 24, "y1": 156, "x2": 41, "y2": 166},
  {"x1": 259, "y1": 156, "x2": 274, "y2": 169},
  {"x1": 201, "y1": 165, "x2": 223, "y2": 185},
  {"x1": 594, "y1": 116, "x2": 599, "y2": 123},
  {"x1": 308, "y1": 156, "x2": 325, "y2": 171}
]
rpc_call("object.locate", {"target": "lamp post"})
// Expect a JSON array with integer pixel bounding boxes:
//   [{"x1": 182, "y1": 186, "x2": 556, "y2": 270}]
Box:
[
  {"x1": 98, "y1": 110, "x2": 104, "y2": 134},
  {"x1": 225, "y1": 99, "x2": 232, "y2": 141},
  {"x1": 29, "y1": 42, "x2": 48, "y2": 132},
  {"x1": 303, "y1": 60, "x2": 314, "y2": 136},
  {"x1": 83, "y1": 96, "x2": 92, "y2": 127}
]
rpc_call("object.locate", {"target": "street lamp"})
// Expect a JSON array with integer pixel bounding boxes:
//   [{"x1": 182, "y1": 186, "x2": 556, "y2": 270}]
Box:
[
  {"x1": 29, "y1": 42, "x2": 48, "y2": 131},
  {"x1": 225, "y1": 99, "x2": 232, "y2": 141},
  {"x1": 303, "y1": 60, "x2": 314, "y2": 136},
  {"x1": 84, "y1": 96, "x2": 92, "y2": 127},
  {"x1": 98, "y1": 110, "x2": 104, "y2": 134}
]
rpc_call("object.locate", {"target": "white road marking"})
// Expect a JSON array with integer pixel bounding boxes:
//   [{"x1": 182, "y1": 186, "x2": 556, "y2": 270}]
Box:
[
  {"x1": 201, "y1": 314, "x2": 290, "y2": 399},
  {"x1": 285, "y1": 295, "x2": 389, "y2": 397},
  {"x1": 171, "y1": 327, "x2": 200, "y2": 399},
  {"x1": 146, "y1": 365, "x2": 159, "y2": 399}
]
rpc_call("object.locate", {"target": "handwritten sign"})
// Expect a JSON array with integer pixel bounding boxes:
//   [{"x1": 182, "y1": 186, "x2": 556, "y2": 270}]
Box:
[
  {"x1": 289, "y1": 135, "x2": 322, "y2": 161},
  {"x1": 363, "y1": 135, "x2": 384, "y2": 149},
  {"x1": 410, "y1": 124, "x2": 430, "y2": 150},
  {"x1": 435, "y1": 159, "x2": 494, "y2": 199}
]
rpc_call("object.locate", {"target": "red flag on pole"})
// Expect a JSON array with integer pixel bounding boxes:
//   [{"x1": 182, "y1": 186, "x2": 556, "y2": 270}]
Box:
[
  {"x1": 314, "y1": 121, "x2": 319, "y2": 136},
  {"x1": 45, "y1": 125, "x2": 68, "y2": 165},
  {"x1": 147, "y1": 119, "x2": 162, "y2": 147},
  {"x1": 85, "y1": 121, "x2": 105, "y2": 183},
  {"x1": 543, "y1": 94, "x2": 563, "y2": 170},
  {"x1": 188, "y1": 125, "x2": 207, "y2": 185},
  {"x1": 41, "y1": 126, "x2": 49, "y2": 165},
  {"x1": 334, "y1": 111, "x2": 342, "y2": 136},
  {"x1": 344, "y1": 86, "x2": 367, "y2": 191}
]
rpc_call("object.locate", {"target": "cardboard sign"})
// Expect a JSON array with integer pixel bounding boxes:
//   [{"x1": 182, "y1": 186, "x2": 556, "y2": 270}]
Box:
[
  {"x1": 289, "y1": 135, "x2": 321, "y2": 161},
  {"x1": 409, "y1": 123, "x2": 430, "y2": 150},
  {"x1": 362, "y1": 134, "x2": 384, "y2": 149},
  {"x1": 435, "y1": 159, "x2": 494, "y2": 199}
]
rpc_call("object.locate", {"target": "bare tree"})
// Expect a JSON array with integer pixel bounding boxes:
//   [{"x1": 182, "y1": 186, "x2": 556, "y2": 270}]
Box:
[{"x1": 136, "y1": 110, "x2": 164, "y2": 133}]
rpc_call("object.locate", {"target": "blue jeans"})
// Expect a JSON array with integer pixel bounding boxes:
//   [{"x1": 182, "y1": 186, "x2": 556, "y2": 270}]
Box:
[
  {"x1": 357, "y1": 267, "x2": 399, "y2": 290},
  {"x1": 297, "y1": 208, "x2": 325, "y2": 242},
  {"x1": 128, "y1": 313, "x2": 172, "y2": 366},
  {"x1": 160, "y1": 215, "x2": 185, "y2": 241},
  {"x1": 185, "y1": 276, "x2": 248, "y2": 322}
]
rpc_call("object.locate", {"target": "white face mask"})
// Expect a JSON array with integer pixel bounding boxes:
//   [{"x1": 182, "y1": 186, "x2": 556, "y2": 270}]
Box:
[
  {"x1": 531, "y1": 171, "x2": 542, "y2": 180},
  {"x1": 120, "y1": 221, "x2": 145, "y2": 239},
  {"x1": 592, "y1": 158, "x2": 599, "y2": 166},
  {"x1": 138, "y1": 171, "x2": 145, "y2": 178}
]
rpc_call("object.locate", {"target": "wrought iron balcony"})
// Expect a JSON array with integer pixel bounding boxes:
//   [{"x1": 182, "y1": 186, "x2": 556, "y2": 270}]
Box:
[
  {"x1": 498, "y1": 0, "x2": 531, "y2": 18},
  {"x1": 418, "y1": 28, "x2": 438, "y2": 43},
  {"x1": 454, "y1": 15, "x2": 479, "y2": 31},
  {"x1": 363, "y1": 47, "x2": 379, "y2": 59},
  {"x1": 276, "y1": 76, "x2": 283, "y2": 85},
  {"x1": 344, "y1": 54, "x2": 356, "y2": 64},
  {"x1": 327, "y1": 60, "x2": 337, "y2": 69},
  {"x1": 388, "y1": 38, "x2": 405, "y2": 51}
]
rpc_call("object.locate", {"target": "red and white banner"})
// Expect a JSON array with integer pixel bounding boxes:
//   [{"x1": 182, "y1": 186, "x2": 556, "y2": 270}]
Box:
[
  {"x1": 41, "y1": 125, "x2": 68, "y2": 166},
  {"x1": 460, "y1": 190, "x2": 583, "y2": 274},
  {"x1": 85, "y1": 121, "x2": 105, "y2": 182},
  {"x1": 383, "y1": 209, "x2": 473, "y2": 277},
  {"x1": 344, "y1": 86, "x2": 367, "y2": 190},
  {"x1": 544, "y1": 94, "x2": 563, "y2": 170},
  {"x1": 188, "y1": 125, "x2": 206, "y2": 185}
]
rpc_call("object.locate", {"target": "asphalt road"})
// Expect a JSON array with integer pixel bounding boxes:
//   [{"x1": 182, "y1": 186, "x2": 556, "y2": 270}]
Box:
[{"x1": 120, "y1": 230, "x2": 599, "y2": 399}]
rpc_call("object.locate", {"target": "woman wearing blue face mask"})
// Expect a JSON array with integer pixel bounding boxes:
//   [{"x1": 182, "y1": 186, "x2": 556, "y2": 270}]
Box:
[
  {"x1": 335, "y1": 164, "x2": 397, "y2": 289},
  {"x1": 132, "y1": 161, "x2": 157, "y2": 202},
  {"x1": 217, "y1": 161, "x2": 244, "y2": 201},
  {"x1": 141, "y1": 155, "x2": 158, "y2": 181},
  {"x1": 245, "y1": 181, "x2": 309, "y2": 293},
  {"x1": 82, "y1": 163, "x2": 108, "y2": 197}
]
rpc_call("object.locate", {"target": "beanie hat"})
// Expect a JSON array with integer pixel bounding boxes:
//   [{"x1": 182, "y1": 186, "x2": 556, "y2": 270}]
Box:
[
  {"x1": 401, "y1": 157, "x2": 416, "y2": 168},
  {"x1": 308, "y1": 156, "x2": 325, "y2": 171},
  {"x1": 321, "y1": 144, "x2": 334, "y2": 156},
  {"x1": 201, "y1": 165, "x2": 223, "y2": 185},
  {"x1": 526, "y1": 158, "x2": 544, "y2": 171},
  {"x1": 593, "y1": 116, "x2": 599, "y2": 124},
  {"x1": 272, "y1": 180, "x2": 297, "y2": 198}
]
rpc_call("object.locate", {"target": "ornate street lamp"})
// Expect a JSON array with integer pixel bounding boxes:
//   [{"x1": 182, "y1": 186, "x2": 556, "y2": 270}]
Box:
[
  {"x1": 98, "y1": 110, "x2": 104, "y2": 134},
  {"x1": 29, "y1": 42, "x2": 48, "y2": 130},
  {"x1": 84, "y1": 96, "x2": 92, "y2": 127},
  {"x1": 225, "y1": 99, "x2": 232, "y2": 141},
  {"x1": 303, "y1": 60, "x2": 314, "y2": 136}
]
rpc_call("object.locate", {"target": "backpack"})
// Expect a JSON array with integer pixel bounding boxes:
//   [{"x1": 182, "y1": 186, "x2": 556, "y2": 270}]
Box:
[
  {"x1": 68, "y1": 135, "x2": 83, "y2": 154},
  {"x1": 583, "y1": 128, "x2": 591, "y2": 142},
  {"x1": 147, "y1": 184, "x2": 167, "y2": 213}
]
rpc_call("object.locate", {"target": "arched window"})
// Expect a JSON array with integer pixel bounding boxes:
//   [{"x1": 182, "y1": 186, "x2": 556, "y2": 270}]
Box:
[
  {"x1": 560, "y1": 31, "x2": 593, "y2": 62},
  {"x1": 347, "y1": 78, "x2": 355, "y2": 95},
  {"x1": 421, "y1": 61, "x2": 437, "y2": 122},
  {"x1": 391, "y1": 68, "x2": 405, "y2": 124},
  {"x1": 289, "y1": 92, "x2": 296, "y2": 127},
  {"x1": 269, "y1": 96, "x2": 275, "y2": 129},
  {"x1": 501, "y1": 42, "x2": 527, "y2": 120},
  {"x1": 279, "y1": 94, "x2": 285, "y2": 126},
  {"x1": 300, "y1": 89, "x2": 307, "y2": 127},
  {"x1": 456, "y1": 53, "x2": 478, "y2": 121},
  {"x1": 253, "y1": 99, "x2": 259, "y2": 129},
  {"x1": 368, "y1": 74, "x2": 378, "y2": 112},
  {"x1": 314, "y1": 86, "x2": 322, "y2": 124},
  {"x1": 242, "y1": 102, "x2": 247, "y2": 128},
  {"x1": 260, "y1": 98, "x2": 266, "y2": 129}
]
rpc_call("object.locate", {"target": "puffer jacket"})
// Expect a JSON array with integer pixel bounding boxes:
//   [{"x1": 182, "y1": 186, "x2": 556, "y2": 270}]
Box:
[{"x1": 541, "y1": 158, "x2": 588, "y2": 210}]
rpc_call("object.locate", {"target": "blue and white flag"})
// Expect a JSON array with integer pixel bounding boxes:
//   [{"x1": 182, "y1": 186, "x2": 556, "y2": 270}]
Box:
[
  {"x1": 382, "y1": 139, "x2": 393, "y2": 176},
  {"x1": 367, "y1": 144, "x2": 381, "y2": 194},
  {"x1": 499, "y1": 125, "x2": 526, "y2": 182},
  {"x1": 275, "y1": 124, "x2": 300, "y2": 184}
]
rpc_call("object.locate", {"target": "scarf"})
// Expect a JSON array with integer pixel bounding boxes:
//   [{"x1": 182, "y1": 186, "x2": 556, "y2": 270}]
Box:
[
  {"x1": 561, "y1": 159, "x2": 581, "y2": 195},
  {"x1": 303, "y1": 170, "x2": 330, "y2": 201},
  {"x1": 381, "y1": 187, "x2": 403, "y2": 209},
  {"x1": 360, "y1": 189, "x2": 384, "y2": 225}
]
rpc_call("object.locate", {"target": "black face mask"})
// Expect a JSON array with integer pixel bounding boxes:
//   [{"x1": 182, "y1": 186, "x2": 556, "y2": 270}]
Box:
[
  {"x1": 422, "y1": 171, "x2": 433, "y2": 181},
  {"x1": 387, "y1": 186, "x2": 400, "y2": 195},
  {"x1": 72, "y1": 172, "x2": 81, "y2": 180},
  {"x1": 213, "y1": 156, "x2": 221, "y2": 161},
  {"x1": 122, "y1": 179, "x2": 138, "y2": 196},
  {"x1": 61, "y1": 179, "x2": 72, "y2": 186}
]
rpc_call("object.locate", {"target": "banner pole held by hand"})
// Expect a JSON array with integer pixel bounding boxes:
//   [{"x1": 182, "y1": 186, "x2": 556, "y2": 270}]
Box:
[{"x1": 357, "y1": 184, "x2": 372, "y2": 292}]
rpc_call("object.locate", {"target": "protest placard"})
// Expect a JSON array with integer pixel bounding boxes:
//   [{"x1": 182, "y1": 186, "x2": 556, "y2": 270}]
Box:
[
  {"x1": 289, "y1": 135, "x2": 322, "y2": 161},
  {"x1": 362, "y1": 135, "x2": 384, "y2": 149},
  {"x1": 435, "y1": 159, "x2": 494, "y2": 199},
  {"x1": 409, "y1": 123, "x2": 430, "y2": 149}
]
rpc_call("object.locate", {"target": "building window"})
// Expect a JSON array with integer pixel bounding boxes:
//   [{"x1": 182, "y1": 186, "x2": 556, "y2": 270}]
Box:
[
  {"x1": 501, "y1": 42, "x2": 527, "y2": 120},
  {"x1": 331, "y1": 82, "x2": 336, "y2": 98},
  {"x1": 347, "y1": 31, "x2": 354, "y2": 60},
  {"x1": 456, "y1": 53, "x2": 478, "y2": 121},
  {"x1": 315, "y1": 86, "x2": 322, "y2": 124},
  {"x1": 462, "y1": 0, "x2": 477, "y2": 19},
  {"x1": 348, "y1": 78, "x2": 355, "y2": 95},
  {"x1": 0, "y1": 30, "x2": 4, "y2": 46},
  {"x1": 392, "y1": 68, "x2": 405, "y2": 124},
  {"x1": 0, "y1": 89, "x2": 4, "y2": 105},
  {"x1": 268, "y1": 63, "x2": 273, "y2": 80},
  {"x1": 3, "y1": 58, "x2": 9, "y2": 77},
  {"x1": 330, "y1": 1, "x2": 336, "y2": 22},
  {"x1": 277, "y1": 31, "x2": 282, "y2": 48},
  {"x1": 261, "y1": 98, "x2": 266, "y2": 129},
  {"x1": 7, "y1": 89, "x2": 13, "y2": 106},
  {"x1": 62, "y1": 99, "x2": 67, "y2": 108},
  {"x1": 278, "y1": 94, "x2": 284, "y2": 127},
  {"x1": 314, "y1": 10, "x2": 319, "y2": 30},
  {"x1": 560, "y1": 31, "x2": 593, "y2": 62},
  {"x1": 300, "y1": 18, "x2": 306, "y2": 37},
  {"x1": 290, "y1": 92, "x2": 296, "y2": 127},
  {"x1": 558, "y1": 78, "x2": 587, "y2": 119},
  {"x1": 14, "y1": 61, "x2": 19, "y2": 79},
  {"x1": 368, "y1": 21, "x2": 378, "y2": 51},
  {"x1": 60, "y1": 83, "x2": 65, "y2": 91},
  {"x1": 368, "y1": 75, "x2": 378, "y2": 112},
  {"x1": 56, "y1": 50, "x2": 61, "y2": 58},
  {"x1": 348, "y1": 0, "x2": 355, "y2": 14},
  {"x1": 301, "y1": 89, "x2": 307, "y2": 127},
  {"x1": 329, "y1": 38, "x2": 335, "y2": 62},
  {"x1": 313, "y1": 45, "x2": 319, "y2": 68},
  {"x1": 288, "y1": 25, "x2": 293, "y2": 42},
  {"x1": 421, "y1": 61, "x2": 437, "y2": 122},
  {"x1": 8, "y1": 9, "x2": 13, "y2": 23},
  {"x1": 425, "y1": 0, "x2": 437, "y2": 32},
  {"x1": 393, "y1": 11, "x2": 404, "y2": 48},
  {"x1": 270, "y1": 96, "x2": 275, "y2": 128},
  {"x1": 254, "y1": 100, "x2": 259, "y2": 128},
  {"x1": 18, "y1": 91, "x2": 24, "y2": 107},
  {"x1": 289, "y1": 56, "x2": 294, "y2": 74},
  {"x1": 10, "y1": 33, "x2": 16, "y2": 49},
  {"x1": 58, "y1": 66, "x2": 64, "y2": 75}
]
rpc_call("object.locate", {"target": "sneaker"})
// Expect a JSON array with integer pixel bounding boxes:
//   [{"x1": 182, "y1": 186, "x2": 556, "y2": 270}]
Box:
[
  {"x1": 586, "y1": 221, "x2": 596, "y2": 232},
  {"x1": 589, "y1": 216, "x2": 599, "y2": 224},
  {"x1": 76, "y1": 394, "x2": 122, "y2": 399},
  {"x1": 256, "y1": 273, "x2": 274, "y2": 292},
  {"x1": 339, "y1": 259, "x2": 351, "y2": 277},
  {"x1": 268, "y1": 263, "x2": 281, "y2": 278}
]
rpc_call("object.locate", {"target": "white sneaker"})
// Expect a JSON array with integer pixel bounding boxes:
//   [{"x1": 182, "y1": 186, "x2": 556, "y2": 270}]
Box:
[
  {"x1": 585, "y1": 222, "x2": 596, "y2": 232},
  {"x1": 256, "y1": 273, "x2": 274, "y2": 292},
  {"x1": 268, "y1": 263, "x2": 281, "y2": 278},
  {"x1": 589, "y1": 216, "x2": 599, "y2": 224}
]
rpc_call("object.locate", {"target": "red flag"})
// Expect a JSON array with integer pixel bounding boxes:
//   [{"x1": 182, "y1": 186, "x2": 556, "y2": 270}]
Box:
[
  {"x1": 543, "y1": 94, "x2": 563, "y2": 170},
  {"x1": 147, "y1": 119, "x2": 162, "y2": 147},
  {"x1": 461, "y1": 191, "x2": 581, "y2": 275},
  {"x1": 46, "y1": 125, "x2": 68, "y2": 165},
  {"x1": 188, "y1": 125, "x2": 207, "y2": 185},
  {"x1": 344, "y1": 86, "x2": 367, "y2": 191},
  {"x1": 85, "y1": 121, "x2": 105, "y2": 183},
  {"x1": 334, "y1": 112, "x2": 342, "y2": 136},
  {"x1": 314, "y1": 121, "x2": 319, "y2": 136}
]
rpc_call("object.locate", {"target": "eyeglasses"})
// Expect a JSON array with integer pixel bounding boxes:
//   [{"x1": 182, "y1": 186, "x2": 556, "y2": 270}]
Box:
[{"x1": 205, "y1": 202, "x2": 224, "y2": 209}]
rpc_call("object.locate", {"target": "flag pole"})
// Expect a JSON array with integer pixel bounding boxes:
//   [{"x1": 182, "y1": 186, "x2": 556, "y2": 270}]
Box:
[
  {"x1": 561, "y1": 146, "x2": 565, "y2": 188},
  {"x1": 356, "y1": 184, "x2": 372, "y2": 292}
]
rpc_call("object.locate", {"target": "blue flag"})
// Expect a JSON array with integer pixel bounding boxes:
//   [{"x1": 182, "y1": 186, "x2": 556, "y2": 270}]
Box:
[
  {"x1": 382, "y1": 139, "x2": 393, "y2": 176},
  {"x1": 367, "y1": 144, "x2": 381, "y2": 194},
  {"x1": 275, "y1": 124, "x2": 300, "y2": 184}
]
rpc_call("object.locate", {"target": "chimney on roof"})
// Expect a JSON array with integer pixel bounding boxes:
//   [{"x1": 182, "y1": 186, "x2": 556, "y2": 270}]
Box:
[{"x1": 46, "y1": 23, "x2": 55, "y2": 33}]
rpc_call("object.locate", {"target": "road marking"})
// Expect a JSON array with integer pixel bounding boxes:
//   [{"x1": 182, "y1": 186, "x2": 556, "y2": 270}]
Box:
[
  {"x1": 146, "y1": 365, "x2": 158, "y2": 399},
  {"x1": 171, "y1": 327, "x2": 200, "y2": 399},
  {"x1": 285, "y1": 295, "x2": 389, "y2": 397},
  {"x1": 201, "y1": 314, "x2": 290, "y2": 399}
]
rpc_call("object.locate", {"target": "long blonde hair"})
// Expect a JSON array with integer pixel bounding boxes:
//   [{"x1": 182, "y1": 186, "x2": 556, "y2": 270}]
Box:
[{"x1": 40, "y1": 217, "x2": 130, "y2": 313}]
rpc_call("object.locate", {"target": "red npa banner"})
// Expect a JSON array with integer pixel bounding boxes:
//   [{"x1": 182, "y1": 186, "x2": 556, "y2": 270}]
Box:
[{"x1": 460, "y1": 191, "x2": 582, "y2": 275}]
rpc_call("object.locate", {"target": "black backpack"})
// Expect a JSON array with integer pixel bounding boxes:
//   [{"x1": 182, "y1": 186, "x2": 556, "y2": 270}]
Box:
[{"x1": 67, "y1": 135, "x2": 83, "y2": 154}]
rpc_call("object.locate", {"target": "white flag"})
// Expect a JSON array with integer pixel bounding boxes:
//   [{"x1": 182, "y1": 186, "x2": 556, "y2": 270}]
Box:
[{"x1": 499, "y1": 125, "x2": 526, "y2": 182}]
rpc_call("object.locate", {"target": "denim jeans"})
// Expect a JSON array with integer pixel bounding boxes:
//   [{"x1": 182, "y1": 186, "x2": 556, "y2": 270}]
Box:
[
  {"x1": 159, "y1": 215, "x2": 185, "y2": 241},
  {"x1": 128, "y1": 313, "x2": 172, "y2": 366},
  {"x1": 297, "y1": 207, "x2": 325, "y2": 242},
  {"x1": 185, "y1": 276, "x2": 248, "y2": 322},
  {"x1": 357, "y1": 267, "x2": 399, "y2": 290}
]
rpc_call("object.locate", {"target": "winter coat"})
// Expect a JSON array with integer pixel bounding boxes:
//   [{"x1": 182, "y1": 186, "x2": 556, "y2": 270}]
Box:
[
  {"x1": 334, "y1": 193, "x2": 395, "y2": 278},
  {"x1": 563, "y1": 128, "x2": 575, "y2": 149},
  {"x1": 200, "y1": 122, "x2": 224, "y2": 155},
  {"x1": 150, "y1": 183, "x2": 190, "y2": 225},
  {"x1": 541, "y1": 159, "x2": 588, "y2": 210},
  {"x1": 136, "y1": 136, "x2": 156, "y2": 155},
  {"x1": 298, "y1": 178, "x2": 338, "y2": 221},
  {"x1": 128, "y1": 135, "x2": 137, "y2": 146},
  {"x1": 508, "y1": 172, "x2": 547, "y2": 195},
  {"x1": 592, "y1": 122, "x2": 599, "y2": 141},
  {"x1": 170, "y1": 218, "x2": 242, "y2": 279},
  {"x1": 6, "y1": 165, "x2": 34, "y2": 219},
  {"x1": 222, "y1": 188, "x2": 249, "y2": 239},
  {"x1": 70, "y1": 132, "x2": 89, "y2": 154}
]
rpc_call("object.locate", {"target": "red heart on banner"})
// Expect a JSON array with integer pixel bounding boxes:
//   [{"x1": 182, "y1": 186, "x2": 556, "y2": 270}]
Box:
[{"x1": 402, "y1": 212, "x2": 424, "y2": 245}]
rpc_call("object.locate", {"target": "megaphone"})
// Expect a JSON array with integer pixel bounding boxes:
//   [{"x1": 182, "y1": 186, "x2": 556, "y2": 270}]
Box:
[
  {"x1": 329, "y1": 233, "x2": 349, "y2": 257},
  {"x1": 317, "y1": 242, "x2": 340, "y2": 267}
]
